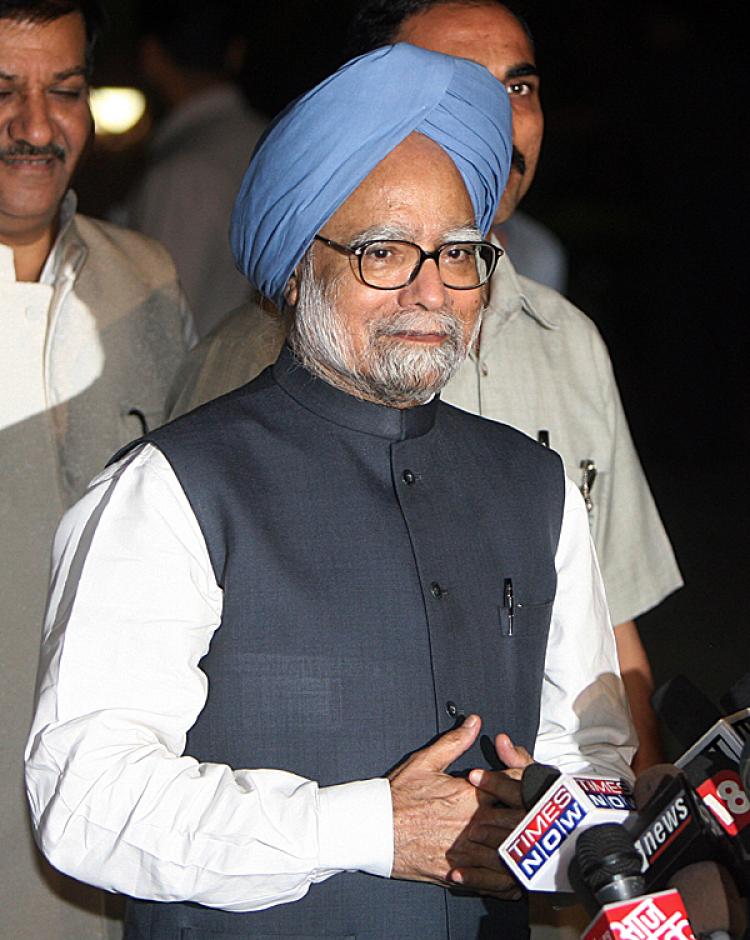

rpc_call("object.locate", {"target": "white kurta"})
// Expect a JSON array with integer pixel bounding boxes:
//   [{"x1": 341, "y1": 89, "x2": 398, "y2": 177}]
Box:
[{"x1": 25, "y1": 442, "x2": 635, "y2": 913}]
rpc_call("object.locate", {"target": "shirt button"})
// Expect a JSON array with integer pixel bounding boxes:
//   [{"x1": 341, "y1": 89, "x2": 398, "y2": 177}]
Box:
[
  {"x1": 402, "y1": 469, "x2": 416, "y2": 485},
  {"x1": 480, "y1": 362, "x2": 489, "y2": 377},
  {"x1": 446, "y1": 700, "x2": 459, "y2": 718},
  {"x1": 430, "y1": 581, "x2": 446, "y2": 599}
]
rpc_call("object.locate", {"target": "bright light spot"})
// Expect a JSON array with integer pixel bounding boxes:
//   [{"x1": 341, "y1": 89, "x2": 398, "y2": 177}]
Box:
[{"x1": 90, "y1": 87, "x2": 147, "y2": 135}]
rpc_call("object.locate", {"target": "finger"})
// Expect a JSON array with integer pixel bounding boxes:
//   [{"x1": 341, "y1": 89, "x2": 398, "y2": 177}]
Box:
[
  {"x1": 468, "y1": 768, "x2": 524, "y2": 807},
  {"x1": 409, "y1": 714, "x2": 482, "y2": 773},
  {"x1": 494, "y1": 733, "x2": 534, "y2": 771},
  {"x1": 449, "y1": 841, "x2": 506, "y2": 871},
  {"x1": 449, "y1": 866, "x2": 522, "y2": 900},
  {"x1": 466, "y1": 817, "x2": 522, "y2": 849}
]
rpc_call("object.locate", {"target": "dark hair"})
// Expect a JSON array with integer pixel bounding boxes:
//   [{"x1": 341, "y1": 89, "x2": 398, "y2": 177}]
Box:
[
  {"x1": 134, "y1": 0, "x2": 244, "y2": 73},
  {"x1": 347, "y1": 0, "x2": 533, "y2": 59},
  {"x1": 0, "y1": 0, "x2": 105, "y2": 76}
]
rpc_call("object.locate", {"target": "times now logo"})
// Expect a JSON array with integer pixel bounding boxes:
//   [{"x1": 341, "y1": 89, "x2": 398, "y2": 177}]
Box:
[
  {"x1": 577, "y1": 777, "x2": 635, "y2": 811},
  {"x1": 505, "y1": 787, "x2": 583, "y2": 871},
  {"x1": 499, "y1": 775, "x2": 634, "y2": 892}
]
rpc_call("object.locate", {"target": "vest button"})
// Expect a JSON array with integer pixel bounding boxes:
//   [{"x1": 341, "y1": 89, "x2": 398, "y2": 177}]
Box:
[
  {"x1": 445, "y1": 700, "x2": 459, "y2": 718},
  {"x1": 430, "y1": 581, "x2": 445, "y2": 599},
  {"x1": 402, "y1": 469, "x2": 416, "y2": 485}
]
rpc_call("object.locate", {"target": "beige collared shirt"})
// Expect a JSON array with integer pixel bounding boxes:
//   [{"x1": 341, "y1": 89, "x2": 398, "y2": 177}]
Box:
[{"x1": 442, "y1": 253, "x2": 682, "y2": 626}]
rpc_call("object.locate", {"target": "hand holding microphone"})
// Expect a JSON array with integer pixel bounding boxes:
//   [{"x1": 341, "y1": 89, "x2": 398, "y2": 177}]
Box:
[{"x1": 498, "y1": 760, "x2": 635, "y2": 892}]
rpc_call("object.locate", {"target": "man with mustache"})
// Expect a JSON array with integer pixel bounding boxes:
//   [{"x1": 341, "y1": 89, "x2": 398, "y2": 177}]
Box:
[
  {"x1": 172, "y1": 0, "x2": 682, "y2": 775},
  {"x1": 0, "y1": 2, "x2": 193, "y2": 937},
  {"x1": 26, "y1": 44, "x2": 634, "y2": 940}
]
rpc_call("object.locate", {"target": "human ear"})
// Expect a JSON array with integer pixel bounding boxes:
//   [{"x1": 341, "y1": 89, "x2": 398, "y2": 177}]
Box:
[{"x1": 284, "y1": 271, "x2": 300, "y2": 308}]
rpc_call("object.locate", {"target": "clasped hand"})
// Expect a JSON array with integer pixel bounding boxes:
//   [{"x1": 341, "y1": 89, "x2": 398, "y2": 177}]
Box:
[{"x1": 388, "y1": 714, "x2": 532, "y2": 900}]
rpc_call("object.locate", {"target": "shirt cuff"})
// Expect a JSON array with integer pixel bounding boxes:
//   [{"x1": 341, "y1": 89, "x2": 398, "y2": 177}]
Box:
[{"x1": 318, "y1": 778, "x2": 393, "y2": 878}]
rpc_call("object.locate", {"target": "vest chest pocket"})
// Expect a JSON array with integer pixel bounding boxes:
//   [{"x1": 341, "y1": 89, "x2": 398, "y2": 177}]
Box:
[{"x1": 498, "y1": 598, "x2": 553, "y2": 638}]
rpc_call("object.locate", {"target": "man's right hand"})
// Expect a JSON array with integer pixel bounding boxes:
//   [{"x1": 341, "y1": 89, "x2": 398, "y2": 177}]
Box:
[{"x1": 388, "y1": 715, "x2": 524, "y2": 900}]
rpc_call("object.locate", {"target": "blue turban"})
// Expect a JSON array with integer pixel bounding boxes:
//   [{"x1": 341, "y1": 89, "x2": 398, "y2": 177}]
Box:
[{"x1": 230, "y1": 43, "x2": 512, "y2": 307}]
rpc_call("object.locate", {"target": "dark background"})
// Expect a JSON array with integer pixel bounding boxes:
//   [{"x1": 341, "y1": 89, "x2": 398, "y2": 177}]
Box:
[{"x1": 77, "y1": 1, "x2": 748, "y2": 750}]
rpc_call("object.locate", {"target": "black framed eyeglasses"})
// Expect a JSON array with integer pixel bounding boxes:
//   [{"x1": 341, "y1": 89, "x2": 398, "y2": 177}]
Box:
[{"x1": 313, "y1": 235, "x2": 503, "y2": 290}]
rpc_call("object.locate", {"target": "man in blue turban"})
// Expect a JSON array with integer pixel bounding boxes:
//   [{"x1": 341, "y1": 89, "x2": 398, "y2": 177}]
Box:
[{"x1": 26, "y1": 44, "x2": 634, "y2": 940}]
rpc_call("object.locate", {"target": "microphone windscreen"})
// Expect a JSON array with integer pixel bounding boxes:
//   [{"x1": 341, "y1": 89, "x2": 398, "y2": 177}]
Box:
[
  {"x1": 576, "y1": 823, "x2": 643, "y2": 895},
  {"x1": 520, "y1": 761, "x2": 560, "y2": 810},
  {"x1": 633, "y1": 763, "x2": 682, "y2": 811},
  {"x1": 652, "y1": 675, "x2": 722, "y2": 749},
  {"x1": 668, "y1": 862, "x2": 747, "y2": 938},
  {"x1": 719, "y1": 671, "x2": 750, "y2": 715}
]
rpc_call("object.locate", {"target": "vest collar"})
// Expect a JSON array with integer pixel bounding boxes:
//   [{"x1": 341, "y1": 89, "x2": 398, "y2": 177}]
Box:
[{"x1": 272, "y1": 344, "x2": 439, "y2": 441}]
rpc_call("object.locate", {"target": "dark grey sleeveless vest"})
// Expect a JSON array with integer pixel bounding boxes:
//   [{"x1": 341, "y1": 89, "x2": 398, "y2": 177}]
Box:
[{"x1": 123, "y1": 346, "x2": 565, "y2": 940}]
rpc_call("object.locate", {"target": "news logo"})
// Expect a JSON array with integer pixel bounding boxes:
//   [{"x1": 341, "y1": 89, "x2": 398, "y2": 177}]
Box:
[
  {"x1": 633, "y1": 794, "x2": 691, "y2": 869},
  {"x1": 499, "y1": 775, "x2": 634, "y2": 892},
  {"x1": 696, "y1": 770, "x2": 750, "y2": 836},
  {"x1": 577, "y1": 777, "x2": 637, "y2": 812},
  {"x1": 582, "y1": 889, "x2": 696, "y2": 940},
  {"x1": 504, "y1": 787, "x2": 585, "y2": 877}
]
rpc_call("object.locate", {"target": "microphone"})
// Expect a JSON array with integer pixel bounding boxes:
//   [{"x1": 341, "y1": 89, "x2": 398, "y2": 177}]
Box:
[
  {"x1": 719, "y1": 672, "x2": 750, "y2": 717},
  {"x1": 628, "y1": 765, "x2": 738, "y2": 890},
  {"x1": 652, "y1": 675, "x2": 750, "y2": 878},
  {"x1": 499, "y1": 763, "x2": 635, "y2": 892},
  {"x1": 521, "y1": 761, "x2": 561, "y2": 810},
  {"x1": 576, "y1": 822, "x2": 645, "y2": 905},
  {"x1": 576, "y1": 824, "x2": 698, "y2": 940},
  {"x1": 653, "y1": 675, "x2": 723, "y2": 751}
]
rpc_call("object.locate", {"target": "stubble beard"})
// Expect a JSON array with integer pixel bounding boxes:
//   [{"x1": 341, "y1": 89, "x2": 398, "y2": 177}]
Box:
[{"x1": 288, "y1": 255, "x2": 482, "y2": 407}]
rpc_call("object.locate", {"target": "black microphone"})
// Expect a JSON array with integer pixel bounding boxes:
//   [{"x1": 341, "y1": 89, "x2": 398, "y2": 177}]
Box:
[
  {"x1": 628, "y1": 765, "x2": 738, "y2": 890},
  {"x1": 520, "y1": 761, "x2": 561, "y2": 810},
  {"x1": 719, "y1": 671, "x2": 750, "y2": 716},
  {"x1": 576, "y1": 823, "x2": 644, "y2": 905},
  {"x1": 652, "y1": 675, "x2": 723, "y2": 751},
  {"x1": 575, "y1": 824, "x2": 698, "y2": 940},
  {"x1": 652, "y1": 675, "x2": 750, "y2": 882}
]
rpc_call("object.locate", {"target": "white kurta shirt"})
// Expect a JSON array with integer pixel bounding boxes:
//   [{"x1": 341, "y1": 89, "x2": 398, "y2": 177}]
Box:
[
  {"x1": 2, "y1": 193, "x2": 194, "y2": 940},
  {"x1": 26, "y1": 442, "x2": 636, "y2": 914}
]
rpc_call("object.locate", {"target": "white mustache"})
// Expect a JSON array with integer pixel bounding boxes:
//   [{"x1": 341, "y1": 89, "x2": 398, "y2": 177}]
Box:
[{"x1": 372, "y1": 309, "x2": 463, "y2": 341}]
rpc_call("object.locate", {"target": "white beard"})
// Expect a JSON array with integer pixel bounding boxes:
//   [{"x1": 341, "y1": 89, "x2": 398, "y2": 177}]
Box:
[{"x1": 288, "y1": 256, "x2": 481, "y2": 407}]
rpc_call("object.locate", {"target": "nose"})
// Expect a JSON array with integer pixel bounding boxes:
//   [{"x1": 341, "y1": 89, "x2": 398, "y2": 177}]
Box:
[
  {"x1": 397, "y1": 255, "x2": 447, "y2": 310},
  {"x1": 8, "y1": 92, "x2": 55, "y2": 147}
]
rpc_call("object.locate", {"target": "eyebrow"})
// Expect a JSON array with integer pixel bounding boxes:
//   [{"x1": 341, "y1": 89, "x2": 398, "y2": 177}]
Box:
[
  {"x1": 505, "y1": 64, "x2": 540, "y2": 80},
  {"x1": 348, "y1": 222, "x2": 483, "y2": 245},
  {"x1": 443, "y1": 224, "x2": 483, "y2": 242},
  {"x1": 0, "y1": 66, "x2": 87, "y2": 81},
  {"x1": 349, "y1": 224, "x2": 412, "y2": 243},
  {"x1": 53, "y1": 67, "x2": 88, "y2": 81}
]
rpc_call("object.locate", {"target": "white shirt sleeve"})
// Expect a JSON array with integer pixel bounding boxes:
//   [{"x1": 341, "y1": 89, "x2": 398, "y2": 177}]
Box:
[
  {"x1": 24, "y1": 444, "x2": 393, "y2": 913},
  {"x1": 535, "y1": 476, "x2": 637, "y2": 780}
]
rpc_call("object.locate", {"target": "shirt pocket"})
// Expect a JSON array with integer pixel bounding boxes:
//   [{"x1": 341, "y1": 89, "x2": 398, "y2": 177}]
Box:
[{"x1": 498, "y1": 598, "x2": 553, "y2": 638}]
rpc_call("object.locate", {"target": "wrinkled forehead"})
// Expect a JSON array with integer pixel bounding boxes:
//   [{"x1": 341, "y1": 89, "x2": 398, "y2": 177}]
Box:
[{"x1": 325, "y1": 133, "x2": 475, "y2": 241}]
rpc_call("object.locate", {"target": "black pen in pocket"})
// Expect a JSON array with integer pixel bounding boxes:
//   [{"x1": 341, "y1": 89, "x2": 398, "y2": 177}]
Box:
[{"x1": 503, "y1": 577, "x2": 514, "y2": 637}]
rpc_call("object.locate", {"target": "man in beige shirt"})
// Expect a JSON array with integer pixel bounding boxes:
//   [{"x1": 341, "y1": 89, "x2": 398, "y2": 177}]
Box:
[{"x1": 1, "y1": 2, "x2": 192, "y2": 937}]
